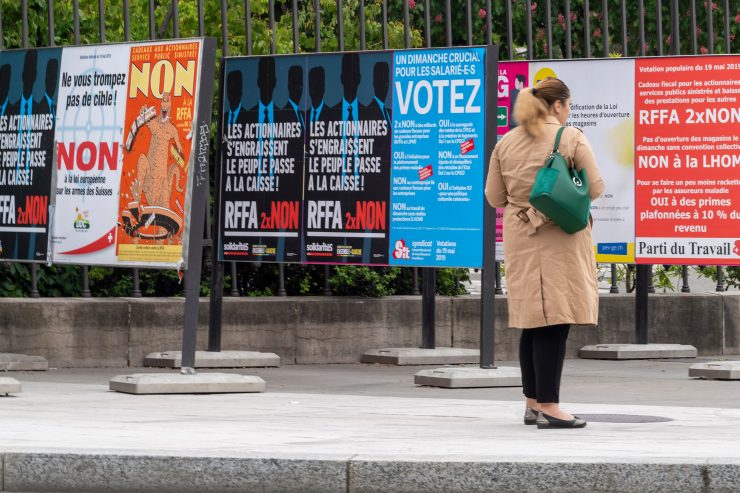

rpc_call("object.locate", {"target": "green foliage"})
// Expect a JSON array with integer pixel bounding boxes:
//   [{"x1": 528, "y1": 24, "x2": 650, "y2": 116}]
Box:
[{"x1": 697, "y1": 266, "x2": 740, "y2": 291}]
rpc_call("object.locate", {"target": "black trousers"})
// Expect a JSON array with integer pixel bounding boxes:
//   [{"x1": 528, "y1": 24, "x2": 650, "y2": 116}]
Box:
[{"x1": 519, "y1": 324, "x2": 571, "y2": 404}]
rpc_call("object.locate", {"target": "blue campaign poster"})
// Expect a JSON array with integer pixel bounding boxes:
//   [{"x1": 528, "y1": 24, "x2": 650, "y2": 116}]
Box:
[{"x1": 388, "y1": 47, "x2": 487, "y2": 268}]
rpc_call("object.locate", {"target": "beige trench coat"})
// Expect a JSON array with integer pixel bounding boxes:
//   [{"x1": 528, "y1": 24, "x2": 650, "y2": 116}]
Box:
[{"x1": 485, "y1": 116, "x2": 605, "y2": 329}]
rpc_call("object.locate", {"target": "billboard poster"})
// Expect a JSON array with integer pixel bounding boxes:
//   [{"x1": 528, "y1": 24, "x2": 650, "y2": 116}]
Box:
[
  {"x1": 303, "y1": 52, "x2": 392, "y2": 264},
  {"x1": 220, "y1": 55, "x2": 306, "y2": 263},
  {"x1": 388, "y1": 47, "x2": 488, "y2": 267},
  {"x1": 634, "y1": 55, "x2": 740, "y2": 265},
  {"x1": 115, "y1": 40, "x2": 203, "y2": 266},
  {"x1": 51, "y1": 44, "x2": 128, "y2": 265},
  {"x1": 496, "y1": 59, "x2": 636, "y2": 263},
  {"x1": 0, "y1": 48, "x2": 61, "y2": 262}
]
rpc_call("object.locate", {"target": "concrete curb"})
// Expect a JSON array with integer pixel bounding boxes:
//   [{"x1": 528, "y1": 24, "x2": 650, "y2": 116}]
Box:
[{"x1": 2, "y1": 452, "x2": 739, "y2": 492}]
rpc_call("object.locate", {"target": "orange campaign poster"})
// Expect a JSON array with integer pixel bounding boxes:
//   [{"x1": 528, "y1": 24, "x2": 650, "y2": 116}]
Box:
[
  {"x1": 634, "y1": 55, "x2": 740, "y2": 265},
  {"x1": 116, "y1": 41, "x2": 200, "y2": 264}
]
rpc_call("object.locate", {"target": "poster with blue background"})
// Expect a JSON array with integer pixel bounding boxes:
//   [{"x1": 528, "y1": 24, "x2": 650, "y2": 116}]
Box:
[
  {"x1": 388, "y1": 47, "x2": 487, "y2": 268},
  {"x1": 0, "y1": 48, "x2": 62, "y2": 262}
]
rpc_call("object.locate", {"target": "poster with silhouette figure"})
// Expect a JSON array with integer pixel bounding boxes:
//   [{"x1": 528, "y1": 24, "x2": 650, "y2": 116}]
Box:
[
  {"x1": 116, "y1": 40, "x2": 204, "y2": 266},
  {"x1": 220, "y1": 55, "x2": 305, "y2": 262},
  {"x1": 303, "y1": 52, "x2": 392, "y2": 264},
  {"x1": 0, "y1": 48, "x2": 61, "y2": 262}
]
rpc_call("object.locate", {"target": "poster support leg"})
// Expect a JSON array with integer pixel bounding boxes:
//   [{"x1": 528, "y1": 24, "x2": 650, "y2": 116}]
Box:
[
  {"x1": 421, "y1": 268, "x2": 436, "y2": 349},
  {"x1": 635, "y1": 264, "x2": 650, "y2": 345}
]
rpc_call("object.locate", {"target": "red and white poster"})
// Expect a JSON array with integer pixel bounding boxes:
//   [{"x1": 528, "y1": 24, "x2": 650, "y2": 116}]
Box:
[{"x1": 634, "y1": 56, "x2": 740, "y2": 265}]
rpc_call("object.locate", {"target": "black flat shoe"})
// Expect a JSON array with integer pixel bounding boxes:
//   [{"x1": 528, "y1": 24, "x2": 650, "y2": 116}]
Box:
[
  {"x1": 523, "y1": 407, "x2": 540, "y2": 425},
  {"x1": 536, "y1": 412, "x2": 587, "y2": 429}
]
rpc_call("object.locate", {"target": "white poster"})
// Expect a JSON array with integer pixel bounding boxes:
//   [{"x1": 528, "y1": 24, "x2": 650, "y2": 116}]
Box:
[
  {"x1": 51, "y1": 44, "x2": 129, "y2": 265},
  {"x1": 528, "y1": 59, "x2": 636, "y2": 263}
]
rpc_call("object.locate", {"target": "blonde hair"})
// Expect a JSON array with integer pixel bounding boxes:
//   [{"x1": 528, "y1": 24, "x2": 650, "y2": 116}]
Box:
[{"x1": 512, "y1": 78, "x2": 571, "y2": 138}]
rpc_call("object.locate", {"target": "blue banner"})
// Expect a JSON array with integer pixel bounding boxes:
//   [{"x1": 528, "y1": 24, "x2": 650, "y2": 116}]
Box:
[{"x1": 388, "y1": 47, "x2": 487, "y2": 267}]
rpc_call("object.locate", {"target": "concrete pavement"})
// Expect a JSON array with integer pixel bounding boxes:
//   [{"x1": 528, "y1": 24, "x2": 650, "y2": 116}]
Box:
[{"x1": 3, "y1": 358, "x2": 740, "y2": 492}]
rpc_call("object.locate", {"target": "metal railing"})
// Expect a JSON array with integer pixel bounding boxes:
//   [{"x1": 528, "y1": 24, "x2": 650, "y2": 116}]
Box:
[{"x1": 0, "y1": 0, "x2": 737, "y2": 297}]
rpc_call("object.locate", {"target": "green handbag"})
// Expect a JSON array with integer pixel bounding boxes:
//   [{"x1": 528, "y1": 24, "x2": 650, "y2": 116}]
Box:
[{"x1": 529, "y1": 126, "x2": 590, "y2": 234}]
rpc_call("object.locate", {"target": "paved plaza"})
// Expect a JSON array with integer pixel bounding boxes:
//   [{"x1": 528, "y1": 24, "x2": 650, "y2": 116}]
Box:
[{"x1": 3, "y1": 357, "x2": 740, "y2": 492}]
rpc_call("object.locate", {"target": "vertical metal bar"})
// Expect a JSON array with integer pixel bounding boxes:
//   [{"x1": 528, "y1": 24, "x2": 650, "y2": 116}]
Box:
[
  {"x1": 565, "y1": 0, "x2": 572, "y2": 58},
  {"x1": 172, "y1": 0, "x2": 179, "y2": 38},
  {"x1": 403, "y1": 0, "x2": 410, "y2": 48},
  {"x1": 486, "y1": 0, "x2": 492, "y2": 46},
  {"x1": 656, "y1": 0, "x2": 663, "y2": 56},
  {"x1": 635, "y1": 264, "x2": 650, "y2": 344},
  {"x1": 525, "y1": 0, "x2": 533, "y2": 58},
  {"x1": 494, "y1": 263, "x2": 503, "y2": 295},
  {"x1": 602, "y1": 0, "x2": 609, "y2": 56},
  {"x1": 208, "y1": 0, "x2": 228, "y2": 354},
  {"x1": 716, "y1": 266, "x2": 724, "y2": 292},
  {"x1": 149, "y1": 0, "x2": 155, "y2": 39},
  {"x1": 48, "y1": 0, "x2": 56, "y2": 46},
  {"x1": 198, "y1": 0, "x2": 204, "y2": 36},
  {"x1": 584, "y1": 0, "x2": 591, "y2": 57},
  {"x1": 546, "y1": 0, "x2": 553, "y2": 58},
  {"x1": 359, "y1": 0, "x2": 366, "y2": 50},
  {"x1": 314, "y1": 0, "x2": 321, "y2": 51},
  {"x1": 425, "y1": 0, "x2": 432, "y2": 48},
  {"x1": 132, "y1": 268, "x2": 142, "y2": 297},
  {"x1": 30, "y1": 264, "x2": 40, "y2": 298},
  {"x1": 445, "y1": 0, "x2": 452, "y2": 47},
  {"x1": 638, "y1": 0, "x2": 645, "y2": 55},
  {"x1": 648, "y1": 265, "x2": 655, "y2": 293},
  {"x1": 82, "y1": 266, "x2": 91, "y2": 297},
  {"x1": 506, "y1": 0, "x2": 514, "y2": 59},
  {"x1": 336, "y1": 0, "x2": 345, "y2": 52},
  {"x1": 278, "y1": 264, "x2": 287, "y2": 296},
  {"x1": 245, "y1": 0, "x2": 253, "y2": 55},
  {"x1": 681, "y1": 266, "x2": 690, "y2": 293},
  {"x1": 722, "y1": 0, "x2": 730, "y2": 54},
  {"x1": 0, "y1": 5, "x2": 4, "y2": 49},
  {"x1": 671, "y1": 0, "x2": 680, "y2": 54},
  {"x1": 421, "y1": 269, "x2": 436, "y2": 349},
  {"x1": 466, "y1": 0, "x2": 473, "y2": 46},
  {"x1": 690, "y1": 0, "x2": 697, "y2": 54},
  {"x1": 621, "y1": 0, "x2": 627, "y2": 56},
  {"x1": 22, "y1": 0, "x2": 28, "y2": 47},
  {"x1": 230, "y1": 262, "x2": 239, "y2": 296},
  {"x1": 382, "y1": 0, "x2": 388, "y2": 49},
  {"x1": 124, "y1": 0, "x2": 131, "y2": 40},
  {"x1": 99, "y1": 0, "x2": 105, "y2": 43},
  {"x1": 323, "y1": 265, "x2": 332, "y2": 295},
  {"x1": 610, "y1": 263, "x2": 619, "y2": 293},
  {"x1": 707, "y1": 0, "x2": 713, "y2": 54},
  {"x1": 269, "y1": 0, "x2": 276, "y2": 53},
  {"x1": 412, "y1": 268, "x2": 420, "y2": 295},
  {"x1": 73, "y1": 0, "x2": 80, "y2": 44},
  {"x1": 292, "y1": 0, "x2": 300, "y2": 52},
  {"x1": 480, "y1": 46, "x2": 499, "y2": 368}
]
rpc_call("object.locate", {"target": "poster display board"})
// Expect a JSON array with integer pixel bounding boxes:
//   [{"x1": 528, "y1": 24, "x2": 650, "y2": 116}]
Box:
[
  {"x1": 497, "y1": 59, "x2": 636, "y2": 263},
  {"x1": 218, "y1": 46, "x2": 494, "y2": 268},
  {"x1": 634, "y1": 55, "x2": 740, "y2": 265},
  {"x1": 48, "y1": 39, "x2": 212, "y2": 268},
  {"x1": 0, "y1": 48, "x2": 61, "y2": 262}
]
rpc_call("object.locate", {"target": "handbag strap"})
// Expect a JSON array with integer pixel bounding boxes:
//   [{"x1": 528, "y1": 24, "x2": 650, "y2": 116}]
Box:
[{"x1": 552, "y1": 126, "x2": 566, "y2": 153}]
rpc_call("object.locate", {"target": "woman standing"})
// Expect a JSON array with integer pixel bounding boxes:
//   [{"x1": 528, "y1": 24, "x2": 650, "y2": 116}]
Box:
[{"x1": 485, "y1": 78, "x2": 605, "y2": 429}]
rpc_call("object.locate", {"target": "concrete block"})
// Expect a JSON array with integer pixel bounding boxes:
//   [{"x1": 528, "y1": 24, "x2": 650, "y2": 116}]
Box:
[
  {"x1": 0, "y1": 376, "x2": 22, "y2": 394},
  {"x1": 143, "y1": 350, "x2": 280, "y2": 368},
  {"x1": 689, "y1": 361, "x2": 740, "y2": 380},
  {"x1": 4, "y1": 453, "x2": 346, "y2": 493},
  {"x1": 414, "y1": 366, "x2": 522, "y2": 388},
  {"x1": 361, "y1": 347, "x2": 479, "y2": 365},
  {"x1": 0, "y1": 352, "x2": 49, "y2": 371},
  {"x1": 579, "y1": 343, "x2": 698, "y2": 360},
  {"x1": 109, "y1": 372, "x2": 266, "y2": 394},
  {"x1": 0, "y1": 298, "x2": 129, "y2": 368}
]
